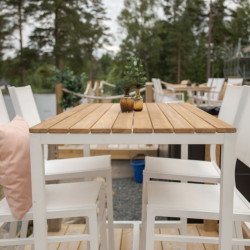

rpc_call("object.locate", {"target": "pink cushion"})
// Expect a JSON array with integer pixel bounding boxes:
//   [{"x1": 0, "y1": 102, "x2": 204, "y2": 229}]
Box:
[{"x1": 0, "y1": 116, "x2": 32, "y2": 220}]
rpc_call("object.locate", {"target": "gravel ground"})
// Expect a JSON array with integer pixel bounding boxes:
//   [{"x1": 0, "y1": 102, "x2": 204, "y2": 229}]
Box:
[{"x1": 112, "y1": 177, "x2": 142, "y2": 221}]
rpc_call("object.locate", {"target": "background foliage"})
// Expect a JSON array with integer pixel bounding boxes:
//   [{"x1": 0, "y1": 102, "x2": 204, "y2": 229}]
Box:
[{"x1": 0, "y1": 0, "x2": 249, "y2": 92}]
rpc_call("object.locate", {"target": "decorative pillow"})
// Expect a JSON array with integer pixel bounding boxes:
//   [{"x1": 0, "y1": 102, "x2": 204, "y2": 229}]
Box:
[{"x1": 0, "y1": 116, "x2": 32, "y2": 220}]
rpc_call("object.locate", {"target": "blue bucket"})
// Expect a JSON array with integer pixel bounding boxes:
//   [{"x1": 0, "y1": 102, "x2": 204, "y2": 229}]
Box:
[{"x1": 130, "y1": 154, "x2": 146, "y2": 183}]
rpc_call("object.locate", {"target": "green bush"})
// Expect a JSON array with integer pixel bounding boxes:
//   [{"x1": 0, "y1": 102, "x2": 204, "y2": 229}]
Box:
[{"x1": 51, "y1": 68, "x2": 87, "y2": 109}]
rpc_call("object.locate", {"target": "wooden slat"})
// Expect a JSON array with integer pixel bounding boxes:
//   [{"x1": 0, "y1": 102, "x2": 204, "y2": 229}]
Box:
[
  {"x1": 160, "y1": 228, "x2": 181, "y2": 249},
  {"x1": 196, "y1": 224, "x2": 218, "y2": 250},
  {"x1": 147, "y1": 103, "x2": 173, "y2": 133},
  {"x1": 169, "y1": 103, "x2": 216, "y2": 133},
  {"x1": 121, "y1": 228, "x2": 133, "y2": 250},
  {"x1": 180, "y1": 103, "x2": 236, "y2": 133},
  {"x1": 112, "y1": 112, "x2": 134, "y2": 133},
  {"x1": 113, "y1": 228, "x2": 123, "y2": 250},
  {"x1": 133, "y1": 104, "x2": 153, "y2": 133},
  {"x1": 30, "y1": 104, "x2": 89, "y2": 133},
  {"x1": 187, "y1": 225, "x2": 205, "y2": 250},
  {"x1": 48, "y1": 224, "x2": 69, "y2": 250},
  {"x1": 91, "y1": 104, "x2": 120, "y2": 133},
  {"x1": 154, "y1": 228, "x2": 163, "y2": 250},
  {"x1": 49, "y1": 104, "x2": 101, "y2": 133},
  {"x1": 58, "y1": 224, "x2": 85, "y2": 250},
  {"x1": 158, "y1": 103, "x2": 195, "y2": 133},
  {"x1": 70, "y1": 104, "x2": 112, "y2": 133}
]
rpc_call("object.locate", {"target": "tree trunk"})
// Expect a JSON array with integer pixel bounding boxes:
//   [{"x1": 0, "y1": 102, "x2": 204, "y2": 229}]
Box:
[
  {"x1": 55, "y1": 8, "x2": 62, "y2": 70},
  {"x1": 89, "y1": 54, "x2": 93, "y2": 82},
  {"x1": 144, "y1": 55, "x2": 149, "y2": 81},
  {"x1": 177, "y1": 43, "x2": 181, "y2": 84},
  {"x1": 18, "y1": 0, "x2": 24, "y2": 86},
  {"x1": 207, "y1": 0, "x2": 212, "y2": 80}
]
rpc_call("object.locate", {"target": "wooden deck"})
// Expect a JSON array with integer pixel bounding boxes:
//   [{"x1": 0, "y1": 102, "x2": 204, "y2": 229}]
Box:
[{"x1": 24, "y1": 223, "x2": 220, "y2": 250}]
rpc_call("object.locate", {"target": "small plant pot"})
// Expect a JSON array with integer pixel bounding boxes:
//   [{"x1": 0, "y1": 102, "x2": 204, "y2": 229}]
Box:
[
  {"x1": 120, "y1": 87, "x2": 134, "y2": 112},
  {"x1": 134, "y1": 88, "x2": 143, "y2": 111},
  {"x1": 120, "y1": 97, "x2": 134, "y2": 112}
]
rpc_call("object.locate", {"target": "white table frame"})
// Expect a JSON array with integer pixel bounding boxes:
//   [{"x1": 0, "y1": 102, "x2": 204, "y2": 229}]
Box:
[{"x1": 30, "y1": 132, "x2": 236, "y2": 250}]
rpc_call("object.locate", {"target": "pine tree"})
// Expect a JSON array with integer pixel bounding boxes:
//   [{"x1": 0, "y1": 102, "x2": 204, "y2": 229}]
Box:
[{"x1": 1, "y1": 0, "x2": 27, "y2": 85}]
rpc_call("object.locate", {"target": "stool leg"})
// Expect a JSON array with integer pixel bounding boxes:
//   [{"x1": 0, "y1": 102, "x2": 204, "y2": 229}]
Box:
[
  {"x1": 106, "y1": 171, "x2": 114, "y2": 250},
  {"x1": 86, "y1": 216, "x2": 90, "y2": 250},
  {"x1": 19, "y1": 221, "x2": 29, "y2": 250},
  {"x1": 100, "y1": 189, "x2": 107, "y2": 250},
  {"x1": 141, "y1": 176, "x2": 149, "y2": 250},
  {"x1": 89, "y1": 212, "x2": 99, "y2": 250},
  {"x1": 145, "y1": 208, "x2": 155, "y2": 250},
  {"x1": 234, "y1": 221, "x2": 244, "y2": 250},
  {"x1": 180, "y1": 218, "x2": 187, "y2": 250}
]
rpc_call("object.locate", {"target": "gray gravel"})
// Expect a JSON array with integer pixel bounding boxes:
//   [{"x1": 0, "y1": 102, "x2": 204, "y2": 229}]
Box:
[{"x1": 112, "y1": 177, "x2": 142, "y2": 221}]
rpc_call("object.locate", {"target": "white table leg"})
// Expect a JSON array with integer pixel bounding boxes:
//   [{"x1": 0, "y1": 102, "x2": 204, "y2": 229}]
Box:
[
  {"x1": 181, "y1": 144, "x2": 188, "y2": 250},
  {"x1": 30, "y1": 134, "x2": 48, "y2": 250},
  {"x1": 219, "y1": 133, "x2": 236, "y2": 249}
]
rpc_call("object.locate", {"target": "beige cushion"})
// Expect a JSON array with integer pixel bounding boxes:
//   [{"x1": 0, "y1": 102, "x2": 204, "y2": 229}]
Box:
[{"x1": 0, "y1": 116, "x2": 32, "y2": 219}]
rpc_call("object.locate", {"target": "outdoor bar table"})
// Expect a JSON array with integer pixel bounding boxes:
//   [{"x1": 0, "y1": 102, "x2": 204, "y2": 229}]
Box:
[
  {"x1": 29, "y1": 102, "x2": 236, "y2": 250},
  {"x1": 163, "y1": 83, "x2": 213, "y2": 105}
]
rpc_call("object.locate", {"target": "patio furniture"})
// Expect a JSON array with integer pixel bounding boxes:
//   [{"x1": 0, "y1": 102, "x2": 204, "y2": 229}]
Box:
[
  {"x1": 152, "y1": 78, "x2": 184, "y2": 103},
  {"x1": 142, "y1": 86, "x2": 250, "y2": 250},
  {"x1": 162, "y1": 81, "x2": 213, "y2": 105},
  {"x1": 30, "y1": 102, "x2": 236, "y2": 250},
  {"x1": 141, "y1": 85, "x2": 244, "y2": 250},
  {"x1": 8, "y1": 85, "x2": 114, "y2": 250},
  {"x1": 228, "y1": 78, "x2": 244, "y2": 85},
  {"x1": 0, "y1": 180, "x2": 107, "y2": 249},
  {"x1": 0, "y1": 90, "x2": 9, "y2": 125},
  {"x1": 194, "y1": 78, "x2": 225, "y2": 106}
]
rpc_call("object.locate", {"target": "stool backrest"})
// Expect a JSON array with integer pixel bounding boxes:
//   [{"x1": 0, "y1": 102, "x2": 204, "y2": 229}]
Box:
[
  {"x1": 236, "y1": 86, "x2": 250, "y2": 168},
  {"x1": 228, "y1": 78, "x2": 243, "y2": 86},
  {"x1": 0, "y1": 90, "x2": 10, "y2": 124},
  {"x1": 211, "y1": 78, "x2": 225, "y2": 101},
  {"x1": 8, "y1": 85, "x2": 41, "y2": 127},
  {"x1": 152, "y1": 78, "x2": 163, "y2": 102},
  {"x1": 218, "y1": 85, "x2": 244, "y2": 126}
]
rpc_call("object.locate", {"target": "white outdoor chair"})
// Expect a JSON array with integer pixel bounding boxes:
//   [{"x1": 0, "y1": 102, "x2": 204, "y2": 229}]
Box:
[
  {"x1": 0, "y1": 90, "x2": 9, "y2": 125},
  {"x1": 192, "y1": 78, "x2": 214, "y2": 104},
  {"x1": 141, "y1": 85, "x2": 244, "y2": 250},
  {"x1": 228, "y1": 78, "x2": 244, "y2": 85},
  {"x1": 142, "y1": 86, "x2": 250, "y2": 249},
  {"x1": 7, "y1": 85, "x2": 114, "y2": 250},
  {"x1": 195, "y1": 78, "x2": 225, "y2": 106},
  {"x1": 209, "y1": 78, "x2": 225, "y2": 104},
  {"x1": 0, "y1": 180, "x2": 107, "y2": 249},
  {"x1": 152, "y1": 78, "x2": 184, "y2": 103}
]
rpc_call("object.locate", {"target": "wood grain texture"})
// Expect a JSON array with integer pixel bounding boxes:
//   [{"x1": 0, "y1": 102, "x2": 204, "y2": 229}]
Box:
[
  {"x1": 70, "y1": 104, "x2": 112, "y2": 133},
  {"x1": 133, "y1": 104, "x2": 153, "y2": 133},
  {"x1": 147, "y1": 103, "x2": 173, "y2": 133},
  {"x1": 160, "y1": 228, "x2": 181, "y2": 250},
  {"x1": 48, "y1": 104, "x2": 101, "y2": 133},
  {"x1": 91, "y1": 104, "x2": 120, "y2": 133},
  {"x1": 112, "y1": 112, "x2": 134, "y2": 133},
  {"x1": 58, "y1": 224, "x2": 85, "y2": 250},
  {"x1": 121, "y1": 228, "x2": 133, "y2": 250},
  {"x1": 158, "y1": 103, "x2": 195, "y2": 133},
  {"x1": 181, "y1": 103, "x2": 236, "y2": 133},
  {"x1": 169, "y1": 103, "x2": 216, "y2": 133},
  {"x1": 196, "y1": 224, "x2": 218, "y2": 250},
  {"x1": 30, "y1": 104, "x2": 89, "y2": 133},
  {"x1": 187, "y1": 225, "x2": 205, "y2": 250}
]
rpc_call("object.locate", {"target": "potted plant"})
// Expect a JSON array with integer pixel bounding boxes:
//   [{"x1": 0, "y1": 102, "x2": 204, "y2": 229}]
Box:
[
  {"x1": 133, "y1": 59, "x2": 147, "y2": 111},
  {"x1": 118, "y1": 58, "x2": 138, "y2": 112}
]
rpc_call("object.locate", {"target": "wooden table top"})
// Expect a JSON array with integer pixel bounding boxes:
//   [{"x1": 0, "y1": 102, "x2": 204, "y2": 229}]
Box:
[
  {"x1": 30, "y1": 103, "x2": 236, "y2": 134},
  {"x1": 165, "y1": 83, "x2": 212, "y2": 91}
]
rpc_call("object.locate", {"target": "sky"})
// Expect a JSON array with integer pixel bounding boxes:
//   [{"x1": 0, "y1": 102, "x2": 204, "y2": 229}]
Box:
[{"x1": 101, "y1": 0, "x2": 125, "y2": 55}]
